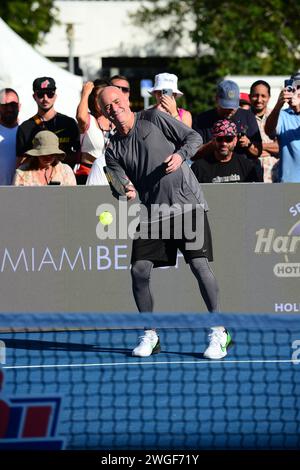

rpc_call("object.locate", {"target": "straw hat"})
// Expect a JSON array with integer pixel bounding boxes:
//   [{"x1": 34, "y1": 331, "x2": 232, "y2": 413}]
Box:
[{"x1": 25, "y1": 130, "x2": 65, "y2": 158}]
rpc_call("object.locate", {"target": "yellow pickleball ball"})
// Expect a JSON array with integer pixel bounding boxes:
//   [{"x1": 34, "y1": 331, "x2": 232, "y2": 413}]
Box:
[{"x1": 99, "y1": 211, "x2": 113, "y2": 226}]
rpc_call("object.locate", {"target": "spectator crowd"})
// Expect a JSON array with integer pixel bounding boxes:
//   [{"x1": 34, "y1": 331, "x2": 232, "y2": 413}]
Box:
[
  {"x1": 1, "y1": 71, "x2": 300, "y2": 186},
  {"x1": 1, "y1": 71, "x2": 299, "y2": 359}
]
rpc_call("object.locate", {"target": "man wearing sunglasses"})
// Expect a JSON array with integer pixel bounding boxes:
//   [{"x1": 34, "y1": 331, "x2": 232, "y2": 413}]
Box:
[
  {"x1": 110, "y1": 75, "x2": 130, "y2": 103},
  {"x1": 191, "y1": 119, "x2": 262, "y2": 183},
  {"x1": 16, "y1": 76, "x2": 80, "y2": 168},
  {"x1": 192, "y1": 80, "x2": 262, "y2": 163},
  {"x1": 265, "y1": 77, "x2": 300, "y2": 182}
]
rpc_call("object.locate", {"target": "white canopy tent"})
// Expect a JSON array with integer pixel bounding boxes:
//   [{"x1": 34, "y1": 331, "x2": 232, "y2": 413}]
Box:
[{"x1": 0, "y1": 18, "x2": 82, "y2": 122}]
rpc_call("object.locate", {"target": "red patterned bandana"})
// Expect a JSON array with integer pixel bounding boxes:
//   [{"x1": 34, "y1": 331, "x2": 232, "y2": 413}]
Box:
[{"x1": 212, "y1": 119, "x2": 237, "y2": 137}]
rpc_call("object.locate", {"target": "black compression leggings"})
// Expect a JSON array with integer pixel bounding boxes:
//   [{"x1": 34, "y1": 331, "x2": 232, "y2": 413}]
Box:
[
  {"x1": 131, "y1": 260, "x2": 154, "y2": 312},
  {"x1": 131, "y1": 258, "x2": 219, "y2": 313}
]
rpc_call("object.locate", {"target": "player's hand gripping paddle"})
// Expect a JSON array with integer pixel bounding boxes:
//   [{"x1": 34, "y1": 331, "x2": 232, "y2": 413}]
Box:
[{"x1": 104, "y1": 166, "x2": 130, "y2": 197}]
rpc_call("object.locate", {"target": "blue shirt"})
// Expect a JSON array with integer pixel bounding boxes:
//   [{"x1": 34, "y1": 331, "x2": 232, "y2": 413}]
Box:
[{"x1": 277, "y1": 108, "x2": 300, "y2": 182}]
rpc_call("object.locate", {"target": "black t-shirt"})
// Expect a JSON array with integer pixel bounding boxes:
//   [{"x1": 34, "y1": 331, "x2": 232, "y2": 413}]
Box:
[
  {"x1": 16, "y1": 113, "x2": 80, "y2": 167},
  {"x1": 193, "y1": 108, "x2": 262, "y2": 158},
  {"x1": 191, "y1": 151, "x2": 263, "y2": 183}
]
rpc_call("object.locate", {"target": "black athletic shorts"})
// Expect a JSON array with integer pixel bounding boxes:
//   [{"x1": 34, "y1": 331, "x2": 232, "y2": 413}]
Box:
[{"x1": 131, "y1": 210, "x2": 213, "y2": 268}]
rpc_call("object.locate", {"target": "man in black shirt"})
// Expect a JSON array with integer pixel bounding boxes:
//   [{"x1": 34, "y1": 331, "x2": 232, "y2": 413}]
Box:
[
  {"x1": 192, "y1": 119, "x2": 262, "y2": 183},
  {"x1": 192, "y1": 80, "x2": 262, "y2": 162},
  {"x1": 16, "y1": 77, "x2": 80, "y2": 168}
]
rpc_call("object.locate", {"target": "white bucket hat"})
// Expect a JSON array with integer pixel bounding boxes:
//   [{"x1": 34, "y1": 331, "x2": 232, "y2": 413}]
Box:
[
  {"x1": 292, "y1": 79, "x2": 300, "y2": 89},
  {"x1": 149, "y1": 73, "x2": 183, "y2": 96}
]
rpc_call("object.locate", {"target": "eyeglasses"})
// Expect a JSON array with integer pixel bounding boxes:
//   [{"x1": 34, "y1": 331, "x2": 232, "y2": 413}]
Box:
[
  {"x1": 215, "y1": 136, "x2": 235, "y2": 143},
  {"x1": 114, "y1": 86, "x2": 130, "y2": 93},
  {"x1": 36, "y1": 90, "x2": 56, "y2": 99}
]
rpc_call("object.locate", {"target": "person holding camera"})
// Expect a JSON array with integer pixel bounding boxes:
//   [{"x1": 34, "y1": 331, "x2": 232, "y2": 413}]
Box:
[
  {"x1": 149, "y1": 73, "x2": 192, "y2": 127},
  {"x1": 13, "y1": 130, "x2": 76, "y2": 186},
  {"x1": 265, "y1": 77, "x2": 300, "y2": 182},
  {"x1": 192, "y1": 80, "x2": 262, "y2": 162}
]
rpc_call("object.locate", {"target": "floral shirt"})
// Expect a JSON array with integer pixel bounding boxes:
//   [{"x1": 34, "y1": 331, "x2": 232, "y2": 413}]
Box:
[
  {"x1": 13, "y1": 161, "x2": 77, "y2": 186},
  {"x1": 255, "y1": 110, "x2": 279, "y2": 183}
]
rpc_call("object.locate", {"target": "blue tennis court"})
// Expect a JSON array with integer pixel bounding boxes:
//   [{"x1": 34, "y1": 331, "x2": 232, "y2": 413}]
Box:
[{"x1": 1, "y1": 313, "x2": 300, "y2": 450}]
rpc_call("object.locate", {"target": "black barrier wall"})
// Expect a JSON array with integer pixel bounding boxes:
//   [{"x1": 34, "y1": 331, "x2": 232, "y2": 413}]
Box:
[{"x1": 0, "y1": 185, "x2": 299, "y2": 314}]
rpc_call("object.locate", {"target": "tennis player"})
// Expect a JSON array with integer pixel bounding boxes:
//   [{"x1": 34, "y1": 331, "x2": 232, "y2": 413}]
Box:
[{"x1": 98, "y1": 86, "x2": 232, "y2": 360}]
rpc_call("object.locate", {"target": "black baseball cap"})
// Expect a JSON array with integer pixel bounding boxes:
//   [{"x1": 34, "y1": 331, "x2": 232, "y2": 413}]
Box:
[{"x1": 33, "y1": 77, "x2": 56, "y2": 92}]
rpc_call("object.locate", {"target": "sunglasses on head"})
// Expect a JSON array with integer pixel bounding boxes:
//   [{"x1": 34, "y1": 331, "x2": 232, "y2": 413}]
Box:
[
  {"x1": 36, "y1": 90, "x2": 56, "y2": 99},
  {"x1": 215, "y1": 135, "x2": 235, "y2": 143},
  {"x1": 114, "y1": 85, "x2": 130, "y2": 93}
]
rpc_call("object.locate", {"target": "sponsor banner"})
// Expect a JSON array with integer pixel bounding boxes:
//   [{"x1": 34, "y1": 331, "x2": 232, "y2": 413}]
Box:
[
  {"x1": 0, "y1": 185, "x2": 299, "y2": 313},
  {"x1": 0, "y1": 369, "x2": 64, "y2": 449}
]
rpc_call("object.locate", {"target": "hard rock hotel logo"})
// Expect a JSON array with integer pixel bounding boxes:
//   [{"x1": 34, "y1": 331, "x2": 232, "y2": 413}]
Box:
[{"x1": 254, "y1": 205, "x2": 300, "y2": 278}]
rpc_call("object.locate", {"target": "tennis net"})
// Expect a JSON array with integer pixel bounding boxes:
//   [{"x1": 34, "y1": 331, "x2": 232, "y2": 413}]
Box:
[{"x1": 0, "y1": 313, "x2": 300, "y2": 450}]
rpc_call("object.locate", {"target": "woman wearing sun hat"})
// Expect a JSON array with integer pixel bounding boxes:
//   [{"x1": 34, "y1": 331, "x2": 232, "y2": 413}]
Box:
[
  {"x1": 149, "y1": 73, "x2": 192, "y2": 127},
  {"x1": 13, "y1": 130, "x2": 76, "y2": 186}
]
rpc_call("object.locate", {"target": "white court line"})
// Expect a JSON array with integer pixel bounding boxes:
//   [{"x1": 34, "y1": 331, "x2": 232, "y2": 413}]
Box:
[{"x1": 3, "y1": 359, "x2": 299, "y2": 370}]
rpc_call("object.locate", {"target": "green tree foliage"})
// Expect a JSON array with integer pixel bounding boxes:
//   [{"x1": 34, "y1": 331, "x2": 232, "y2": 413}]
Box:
[
  {"x1": 167, "y1": 56, "x2": 221, "y2": 114},
  {"x1": 132, "y1": 0, "x2": 300, "y2": 112},
  {"x1": 0, "y1": 0, "x2": 59, "y2": 46}
]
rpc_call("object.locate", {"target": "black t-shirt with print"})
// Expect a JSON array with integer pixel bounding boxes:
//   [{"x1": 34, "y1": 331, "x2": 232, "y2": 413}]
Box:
[
  {"x1": 16, "y1": 113, "x2": 80, "y2": 167},
  {"x1": 193, "y1": 108, "x2": 262, "y2": 158},
  {"x1": 191, "y1": 151, "x2": 263, "y2": 183}
]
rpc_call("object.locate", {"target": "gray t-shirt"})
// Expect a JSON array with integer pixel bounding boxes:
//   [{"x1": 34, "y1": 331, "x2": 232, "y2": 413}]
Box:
[{"x1": 105, "y1": 108, "x2": 208, "y2": 221}]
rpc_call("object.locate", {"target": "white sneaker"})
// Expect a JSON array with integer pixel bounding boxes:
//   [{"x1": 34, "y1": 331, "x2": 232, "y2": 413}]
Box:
[
  {"x1": 132, "y1": 330, "x2": 161, "y2": 357},
  {"x1": 203, "y1": 326, "x2": 232, "y2": 359}
]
